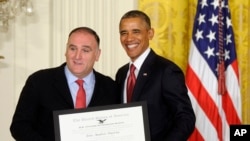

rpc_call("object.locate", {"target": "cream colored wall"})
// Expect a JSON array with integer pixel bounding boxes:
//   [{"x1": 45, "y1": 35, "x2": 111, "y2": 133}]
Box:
[{"x1": 0, "y1": 0, "x2": 137, "y2": 140}]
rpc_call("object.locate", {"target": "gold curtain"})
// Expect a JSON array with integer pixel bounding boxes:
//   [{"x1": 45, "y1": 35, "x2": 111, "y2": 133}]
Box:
[{"x1": 138, "y1": 0, "x2": 250, "y2": 124}]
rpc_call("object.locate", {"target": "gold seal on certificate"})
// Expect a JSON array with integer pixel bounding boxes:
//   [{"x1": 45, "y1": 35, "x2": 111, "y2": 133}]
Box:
[{"x1": 53, "y1": 101, "x2": 150, "y2": 141}]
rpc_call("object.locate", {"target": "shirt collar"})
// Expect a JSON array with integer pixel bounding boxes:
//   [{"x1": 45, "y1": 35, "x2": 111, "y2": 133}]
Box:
[
  {"x1": 130, "y1": 48, "x2": 150, "y2": 70},
  {"x1": 64, "y1": 65, "x2": 95, "y2": 86}
]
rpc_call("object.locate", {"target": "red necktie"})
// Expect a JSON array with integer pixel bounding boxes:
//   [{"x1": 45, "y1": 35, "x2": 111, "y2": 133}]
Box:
[
  {"x1": 75, "y1": 79, "x2": 86, "y2": 109},
  {"x1": 127, "y1": 64, "x2": 136, "y2": 103}
]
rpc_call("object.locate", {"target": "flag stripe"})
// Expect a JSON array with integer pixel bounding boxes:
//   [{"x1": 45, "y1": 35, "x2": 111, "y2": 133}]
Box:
[
  {"x1": 188, "y1": 88, "x2": 220, "y2": 141},
  {"x1": 225, "y1": 61, "x2": 241, "y2": 118},
  {"x1": 188, "y1": 128, "x2": 204, "y2": 141},
  {"x1": 231, "y1": 60, "x2": 239, "y2": 80},
  {"x1": 223, "y1": 62, "x2": 241, "y2": 124}
]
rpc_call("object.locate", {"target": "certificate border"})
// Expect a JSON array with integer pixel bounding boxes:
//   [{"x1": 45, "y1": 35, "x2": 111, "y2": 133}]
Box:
[{"x1": 53, "y1": 101, "x2": 151, "y2": 141}]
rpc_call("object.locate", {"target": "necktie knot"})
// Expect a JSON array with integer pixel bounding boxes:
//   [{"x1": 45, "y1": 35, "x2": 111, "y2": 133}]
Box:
[
  {"x1": 76, "y1": 79, "x2": 83, "y2": 87},
  {"x1": 130, "y1": 64, "x2": 136, "y2": 73}
]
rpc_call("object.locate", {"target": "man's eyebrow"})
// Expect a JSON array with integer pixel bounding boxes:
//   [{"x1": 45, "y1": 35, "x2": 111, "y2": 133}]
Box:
[
  {"x1": 67, "y1": 43, "x2": 76, "y2": 47},
  {"x1": 132, "y1": 29, "x2": 140, "y2": 32},
  {"x1": 82, "y1": 45, "x2": 91, "y2": 48},
  {"x1": 119, "y1": 30, "x2": 127, "y2": 33},
  {"x1": 67, "y1": 44, "x2": 91, "y2": 49}
]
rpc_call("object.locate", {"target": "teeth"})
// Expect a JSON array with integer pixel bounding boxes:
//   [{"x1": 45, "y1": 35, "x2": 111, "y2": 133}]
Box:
[{"x1": 127, "y1": 44, "x2": 137, "y2": 48}]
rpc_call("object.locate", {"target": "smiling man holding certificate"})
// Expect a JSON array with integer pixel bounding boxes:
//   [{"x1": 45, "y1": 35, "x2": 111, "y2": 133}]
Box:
[
  {"x1": 116, "y1": 10, "x2": 196, "y2": 141},
  {"x1": 10, "y1": 27, "x2": 120, "y2": 141}
]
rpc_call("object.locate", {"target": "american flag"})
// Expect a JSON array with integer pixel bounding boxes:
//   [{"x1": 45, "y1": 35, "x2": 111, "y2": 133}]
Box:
[{"x1": 186, "y1": 0, "x2": 241, "y2": 140}]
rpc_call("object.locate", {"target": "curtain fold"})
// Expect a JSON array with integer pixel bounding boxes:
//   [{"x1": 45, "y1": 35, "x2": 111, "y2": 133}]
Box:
[{"x1": 138, "y1": 0, "x2": 250, "y2": 124}]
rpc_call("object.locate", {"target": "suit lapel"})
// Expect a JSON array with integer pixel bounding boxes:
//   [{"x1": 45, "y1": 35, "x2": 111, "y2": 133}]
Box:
[
  {"x1": 121, "y1": 65, "x2": 129, "y2": 91},
  {"x1": 132, "y1": 50, "x2": 156, "y2": 101},
  {"x1": 53, "y1": 64, "x2": 74, "y2": 108},
  {"x1": 118, "y1": 64, "x2": 130, "y2": 102},
  {"x1": 88, "y1": 71, "x2": 100, "y2": 106}
]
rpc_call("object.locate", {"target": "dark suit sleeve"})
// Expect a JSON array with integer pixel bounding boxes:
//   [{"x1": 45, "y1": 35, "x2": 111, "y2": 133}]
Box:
[
  {"x1": 10, "y1": 75, "x2": 45, "y2": 141},
  {"x1": 162, "y1": 65, "x2": 195, "y2": 141}
]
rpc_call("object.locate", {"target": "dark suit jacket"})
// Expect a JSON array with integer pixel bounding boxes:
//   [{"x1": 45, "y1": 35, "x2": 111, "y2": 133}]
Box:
[
  {"x1": 10, "y1": 63, "x2": 120, "y2": 141},
  {"x1": 116, "y1": 50, "x2": 195, "y2": 141}
]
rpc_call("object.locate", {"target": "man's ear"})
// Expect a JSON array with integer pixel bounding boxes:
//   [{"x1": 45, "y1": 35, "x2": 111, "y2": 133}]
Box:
[
  {"x1": 148, "y1": 28, "x2": 154, "y2": 40},
  {"x1": 95, "y1": 48, "x2": 101, "y2": 61}
]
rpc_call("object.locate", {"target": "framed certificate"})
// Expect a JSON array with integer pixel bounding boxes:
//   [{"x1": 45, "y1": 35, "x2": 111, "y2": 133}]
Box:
[{"x1": 53, "y1": 101, "x2": 151, "y2": 141}]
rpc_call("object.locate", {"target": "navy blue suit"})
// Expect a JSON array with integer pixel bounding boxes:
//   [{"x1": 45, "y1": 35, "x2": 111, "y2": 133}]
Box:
[
  {"x1": 116, "y1": 50, "x2": 195, "y2": 141},
  {"x1": 10, "y1": 63, "x2": 120, "y2": 141}
]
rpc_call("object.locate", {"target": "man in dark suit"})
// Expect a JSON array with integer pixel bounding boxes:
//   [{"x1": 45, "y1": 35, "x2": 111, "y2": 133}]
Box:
[
  {"x1": 10, "y1": 27, "x2": 120, "y2": 141},
  {"x1": 116, "y1": 10, "x2": 196, "y2": 141}
]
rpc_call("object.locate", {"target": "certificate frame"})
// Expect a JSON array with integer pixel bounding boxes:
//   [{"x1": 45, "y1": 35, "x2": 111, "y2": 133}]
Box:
[{"x1": 53, "y1": 101, "x2": 151, "y2": 141}]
